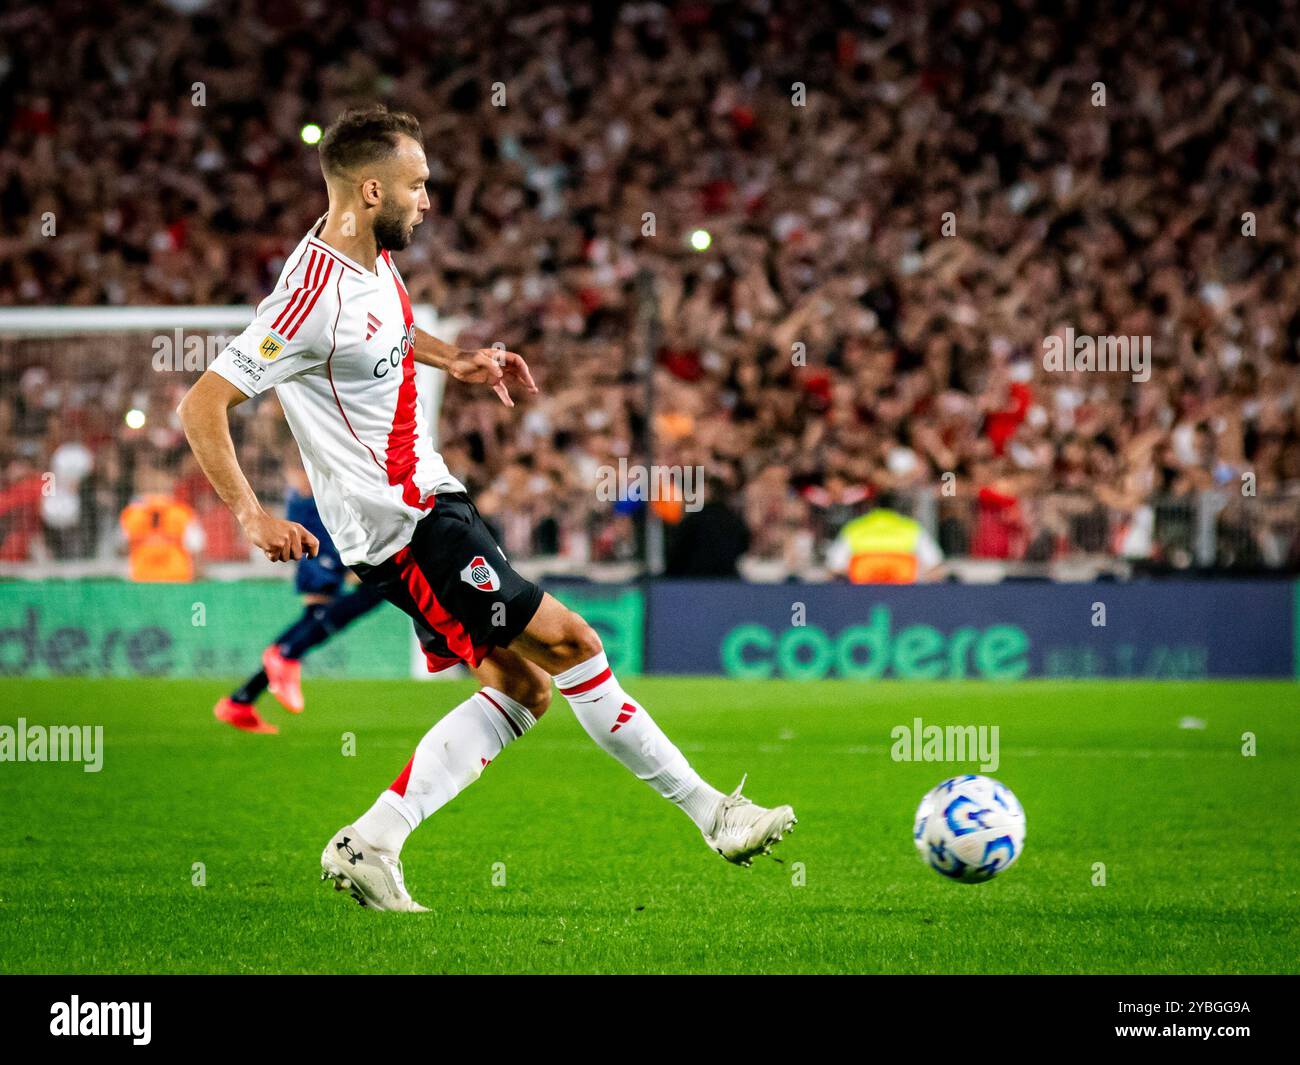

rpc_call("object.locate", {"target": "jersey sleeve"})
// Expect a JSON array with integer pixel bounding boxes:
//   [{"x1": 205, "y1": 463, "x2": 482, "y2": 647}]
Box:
[{"x1": 210, "y1": 251, "x2": 341, "y2": 396}]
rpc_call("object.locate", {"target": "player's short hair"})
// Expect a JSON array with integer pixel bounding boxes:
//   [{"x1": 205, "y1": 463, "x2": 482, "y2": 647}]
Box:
[{"x1": 319, "y1": 106, "x2": 422, "y2": 177}]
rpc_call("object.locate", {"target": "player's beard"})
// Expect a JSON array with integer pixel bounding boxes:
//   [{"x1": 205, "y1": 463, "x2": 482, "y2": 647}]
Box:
[{"x1": 374, "y1": 203, "x2": 414, "y2": 251}]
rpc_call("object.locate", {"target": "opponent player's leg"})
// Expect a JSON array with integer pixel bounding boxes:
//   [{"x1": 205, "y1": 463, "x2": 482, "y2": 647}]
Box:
[
  {"x1": 345, "y1": 648, "x2": 550, "y2": 865},
  {"x1": 215, "y1": 587, "x2": 335, "y2": 728},
  {"x1": 213, "y1": 681, "x2": 278, "y2": 733},
  {"x1": 262, "y1": 582, "x2": 385, "y2": 712},
  {"x1": 510, "y1": 593, "x2": 797, "y2": 865},
  {"x1": 211, "y1": 605, "x2": 322, "y2": 735}
]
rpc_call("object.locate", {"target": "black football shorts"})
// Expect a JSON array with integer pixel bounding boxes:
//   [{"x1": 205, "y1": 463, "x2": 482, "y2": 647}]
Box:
[{"x1": 352, "y1": 493, "x2": 544, "y2": 672}]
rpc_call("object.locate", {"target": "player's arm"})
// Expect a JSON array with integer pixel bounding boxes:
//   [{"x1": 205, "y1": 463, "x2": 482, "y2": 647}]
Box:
[
  {"x1": 412, "y1": 326, "x2": 538, "y2": 408},
  {"x1": 176, "y1": 371, "x2": 319, "y2": 562}
]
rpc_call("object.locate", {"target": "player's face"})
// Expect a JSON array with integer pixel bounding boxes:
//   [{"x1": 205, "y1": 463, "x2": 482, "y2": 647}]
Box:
[{"x1": 374, "y1": 136, "x2": 430, "y2": 251}]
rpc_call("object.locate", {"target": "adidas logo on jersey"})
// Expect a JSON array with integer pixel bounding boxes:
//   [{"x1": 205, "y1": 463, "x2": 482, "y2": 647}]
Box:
[
  {"x1": 366, "y1": 312, "x2": 382, "y2": 340},
  {"x1": 459, "y1": 555, "x2": 501, "y2": 592}
]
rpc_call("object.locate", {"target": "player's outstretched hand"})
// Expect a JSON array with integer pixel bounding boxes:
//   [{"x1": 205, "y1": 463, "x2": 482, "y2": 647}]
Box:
[
  {"x1": 242, "y1": 512, "x2": 320, "y2": 562},
  {"x1": 449, "y1": 348, "x2": 538, "y2": 408}
]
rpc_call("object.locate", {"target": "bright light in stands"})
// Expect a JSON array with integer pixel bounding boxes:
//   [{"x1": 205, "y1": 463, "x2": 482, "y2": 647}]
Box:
[
  {"x1": 688, "y1": 228, "x2": 711, "y2": 251},
  {"x1": 124, "y1": 409, "x2": 146, "y2": 429},
  {"x1": 300, "y1": 123, "x2": 322, "y2": 145}
]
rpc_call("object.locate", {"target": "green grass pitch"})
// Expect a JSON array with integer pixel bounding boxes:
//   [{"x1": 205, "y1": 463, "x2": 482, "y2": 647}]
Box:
[{"x1": 1, "y1": 677, "x2": 1296, "y2": 974}]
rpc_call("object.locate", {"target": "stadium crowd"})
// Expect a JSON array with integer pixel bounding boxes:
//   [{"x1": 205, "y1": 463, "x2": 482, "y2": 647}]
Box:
[{"x1": 1, "y1": 0, "x2": 1298, "y2": 572}]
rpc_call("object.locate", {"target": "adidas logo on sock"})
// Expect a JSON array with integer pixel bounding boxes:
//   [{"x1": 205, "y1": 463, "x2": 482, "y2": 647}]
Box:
[{"x1": 610, "y1": 702, "x2": 638, "y2": 733}]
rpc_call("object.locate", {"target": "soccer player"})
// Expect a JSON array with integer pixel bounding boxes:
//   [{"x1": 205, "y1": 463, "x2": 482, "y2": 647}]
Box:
[
  {"x1": 177, "y1": 107, "x2": 795, "y2": 912},
  {"x1": 213, "y1": 465, "x2": 386, "y2": 733}
]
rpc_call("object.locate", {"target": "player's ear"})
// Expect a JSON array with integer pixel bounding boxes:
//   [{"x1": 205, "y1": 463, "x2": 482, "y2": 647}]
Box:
[{"x1": 361, "y1": 176, "x2": 383, "y2": 206}]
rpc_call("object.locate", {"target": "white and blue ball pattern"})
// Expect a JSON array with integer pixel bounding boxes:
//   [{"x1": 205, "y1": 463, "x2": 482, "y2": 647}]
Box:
[{"x1": 913, "y1": 775, "x2": 1026, "y2": 883}]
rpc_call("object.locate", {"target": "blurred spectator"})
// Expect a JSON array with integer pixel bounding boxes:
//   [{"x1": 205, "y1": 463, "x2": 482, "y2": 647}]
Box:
[
  {"x1": 666, "y1": 474, "x2": 751, "y2": 577},
  {"x1": 119, "y1": 468, "x2": 204, "y2": 581},
  {"x1": 827, "y1": 495, "x2": 944, "y2": 583}
]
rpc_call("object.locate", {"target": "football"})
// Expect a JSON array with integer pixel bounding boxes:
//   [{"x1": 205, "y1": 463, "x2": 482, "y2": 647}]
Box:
[{"x1": 913, "y1": 775, "x2": 1026, "y2": 883}]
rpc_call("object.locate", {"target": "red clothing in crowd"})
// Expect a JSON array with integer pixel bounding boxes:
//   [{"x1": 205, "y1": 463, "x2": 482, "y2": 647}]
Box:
[
  {"x1": 0, "y1": 474, "x2": 45, "y2": 560},
  {"x1": 972, "y1": 484, "x2": 1027, "y2": 559},
  {"x1": 985, "y1": 382, "x2": 1032, "y2": 456}
]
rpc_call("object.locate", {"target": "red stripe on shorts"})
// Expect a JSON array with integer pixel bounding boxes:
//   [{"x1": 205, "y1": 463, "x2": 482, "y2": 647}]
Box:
[{"x1": 394, "y1": 545, "x2": 483, "y2": 667}]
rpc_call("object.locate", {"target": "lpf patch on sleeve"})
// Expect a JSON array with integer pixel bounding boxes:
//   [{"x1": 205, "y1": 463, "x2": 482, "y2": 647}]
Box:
[{"x1": 258, "y1": 333, "x2": 286, "y2": 360}]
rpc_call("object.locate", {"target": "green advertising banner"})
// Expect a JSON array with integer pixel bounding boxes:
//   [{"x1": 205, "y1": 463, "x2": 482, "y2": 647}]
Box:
[
  {"x1": 0, "y1": 580, "x2": 645, "y2": 679},
  {"x1": 0, "y1": 580, "x2": 409, "y2": 679}
]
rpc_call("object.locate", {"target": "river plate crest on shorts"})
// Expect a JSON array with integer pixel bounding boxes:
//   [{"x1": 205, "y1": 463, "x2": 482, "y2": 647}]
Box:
[{"x1": 460, "y1": 555, "x2": 500, "y2": 592}]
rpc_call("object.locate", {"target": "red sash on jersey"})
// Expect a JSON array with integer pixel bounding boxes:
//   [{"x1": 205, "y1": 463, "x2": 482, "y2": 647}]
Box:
[{"x1": 381, "y1": 250, "x2": 433, "y2": 512}]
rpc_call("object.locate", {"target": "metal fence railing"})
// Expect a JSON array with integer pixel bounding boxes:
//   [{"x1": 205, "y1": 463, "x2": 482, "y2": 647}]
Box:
[{"x1": 886, "y1": 488, "x2": 1300, "y2": 570}]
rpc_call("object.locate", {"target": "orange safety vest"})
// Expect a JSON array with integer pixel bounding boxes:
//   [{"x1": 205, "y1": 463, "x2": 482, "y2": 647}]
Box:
[
  {"x1": 840, "y1": 510, "x2": 922, "y2": 584},
  {"x1": 848, "y1": 551, "x2": 918, "y2": 584},
  {"x1": 120, "y1": 495, "x2": 196, "y2": 582}
]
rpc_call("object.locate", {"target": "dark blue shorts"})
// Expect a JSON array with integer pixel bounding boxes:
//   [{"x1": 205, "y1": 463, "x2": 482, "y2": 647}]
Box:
[{"x1": 296, "y1": 549, "x2": 348, "y2": 597}]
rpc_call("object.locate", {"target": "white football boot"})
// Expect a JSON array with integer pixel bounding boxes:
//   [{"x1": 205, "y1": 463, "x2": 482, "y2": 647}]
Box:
[
  {"x1": 320, "y1": 825, "x2": 429, "y2": 912},
  {"x1": 702, "y1": 774, "x2": 797, "y2": 866}
]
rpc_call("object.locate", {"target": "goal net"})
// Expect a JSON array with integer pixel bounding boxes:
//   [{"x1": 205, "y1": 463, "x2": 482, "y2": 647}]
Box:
[{"x1": 0, "y1": 305, "x2": 458, "y2": 574}]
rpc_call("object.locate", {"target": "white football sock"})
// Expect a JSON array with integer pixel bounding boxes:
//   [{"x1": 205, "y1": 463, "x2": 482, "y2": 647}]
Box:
[
  {"x1": 354, "y1": 687, "x2": 536, "y2": 854},
  {"x1": 554, "y1": 652, "x2": 724, "y2": 831}
]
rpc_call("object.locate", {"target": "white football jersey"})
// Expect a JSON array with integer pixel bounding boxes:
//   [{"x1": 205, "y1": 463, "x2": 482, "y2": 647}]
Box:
[{"x1": 211, "y1": 219, "x2": 465, "y2": 566}]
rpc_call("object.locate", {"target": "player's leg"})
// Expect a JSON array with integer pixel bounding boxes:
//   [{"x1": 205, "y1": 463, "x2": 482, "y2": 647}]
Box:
[
  {"x1": 256, "y1": 592, "x2": 328, "y2": 714},
  {"x1": 321, "y1": 498, "x2": 551, "y2": 909},
  {"x1": 217, "y1": 592, "x2": 339, "y2": 726},
  {"x1": 263, "y1": 583, "x2": 385, "y2": 712},
  {"x1": 511, "y1": 593, "x2": 797, "y2": 865},
  {"x1": 213, "y1": 680, "x2": 278, "y2": 733},
  {"x1": 215, "y1": 515, "x2": 368, "y2": 731},
  {"x1": 348, "y1": 647, "x2": 550, "y2": 860},
  {"x1": 213, "y1": 605, "x2": 325, "y2": 735}
]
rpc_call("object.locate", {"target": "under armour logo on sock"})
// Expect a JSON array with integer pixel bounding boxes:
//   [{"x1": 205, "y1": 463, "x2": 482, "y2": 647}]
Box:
[
  {"x1": 336, "y1": 837, "x2": 363, "y2": 865},
  {"x1": 610, "y1": 702, "x2": 638, "y2": 733}
]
